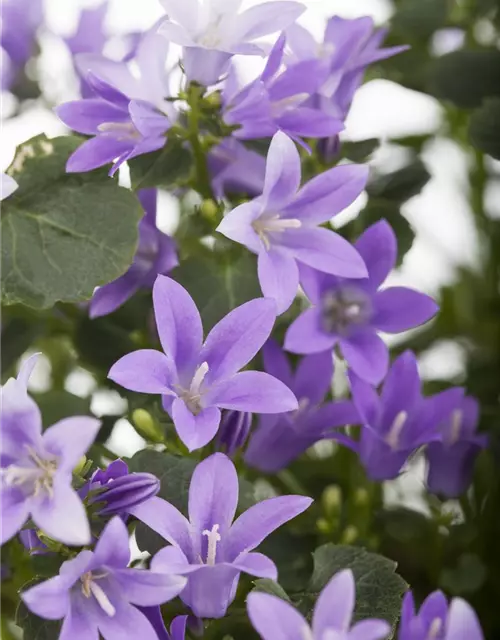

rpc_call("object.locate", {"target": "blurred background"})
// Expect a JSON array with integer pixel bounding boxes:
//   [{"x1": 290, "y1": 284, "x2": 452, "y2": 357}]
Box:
[{"x1": 2, "y1": 0, "x2": 500, "y2": 636}]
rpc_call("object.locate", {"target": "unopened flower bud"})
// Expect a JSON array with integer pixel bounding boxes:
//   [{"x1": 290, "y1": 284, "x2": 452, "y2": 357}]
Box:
[
  {"x1": 215, "y1": 410, "x2": 252, "y2": 456},
  {"x1": 132, "y1": 408, "x2": 164, "y2": 443},
  {"x1": 200, "y1": 199, "x2": 219, "y2": 220},
  {"x1": 73, "y1": 455, "x2": 87, "y2": 476}
]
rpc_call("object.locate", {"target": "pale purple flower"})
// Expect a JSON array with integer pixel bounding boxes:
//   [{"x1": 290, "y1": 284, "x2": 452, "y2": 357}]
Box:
[
  {"x1": 223, "y1": 34, "x2": 343, "y2": 142},
  {"x1": 209, "y1": 138, "x2": 266, "y2": 199},
  {"x1": 0, "y1": 0, "x2": 43, "y2": 67},
  {"x1": 347, "y1": 351, "x2": 464, "y2": 481},
  {"x1": 216, "y1": 131, "x2": 368, "y2": 314},
  {"x1": 426, "y1": 394, "x2": 487, "y2": 498},
  {"x1": 109, "y1": 275, "x2": 298, "y2": 451},
  {"x1": 1, "y1": 173, "x2": 18, "y2": 200},
  {"x1": 215, "y1": 410, "x2": 252, "y2": 456},
  {"x1": 245, "y1": 340, "x2": 359, "y2": 472},
  {"x1": 57, "y1": 25, "x2": 173, "y2": 174},
  {"x1": 21, "y1": 517, "x2": 187, "y2": 640},
  {"x1": 0, "y1": 357, "x2": 101, "y2": 546},
  {"x1": 286, "y1": 16, "x2": 408, "y2": 120},
  {"x1": 247, "y1": 568, "x2": 391, "y2": 640},
  {"x1": 399, "y1": 590, "x2": 484, "y2": 640},
  {"x1": 90, "y1": 190, "x2": 178, "y2": 318},
  {"x1": 130, "y1": 452, "x2": 312, "y2": 618},
  {"x1": 158, "y1": 0, "x2": 305, "y2": 85},
  {"x1": 139, "y1": 609, "x2": 188, "y2": 640},
  {"x1": 285, "y1": 220, "x2": 438, "y2": 384},
  {"x1": 64, "y1": 2, "x2": 108, "y2": 57}
]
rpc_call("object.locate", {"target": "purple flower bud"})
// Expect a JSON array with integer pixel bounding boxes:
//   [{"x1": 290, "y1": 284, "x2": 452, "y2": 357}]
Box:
[
  {"x1": 19, "y1": 529, "x2": 49, "y2": 556},
  {"x1": 86, "y1": 460, "x2": 160, "y2": 517},
  {"x1": 216, "y1": 410, "x2": 252, "y2": 456}
]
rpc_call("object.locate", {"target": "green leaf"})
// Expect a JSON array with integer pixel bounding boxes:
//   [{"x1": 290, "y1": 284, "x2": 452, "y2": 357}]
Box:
[
  {"x1": 129, "y1": 140, "x2": 192, "y2": 190},
  {"x1": 469, "y1": 98, "x2": 500, "y2": 159},
  {"x1": 429, "y1": 50, "x2": 500, "y2": 109},
  {"x1": 341, "y1": 139, "x2": 379, "y2": 163},
  {"x1": 0, "y1": 315, "x2": 44, "y2": 378},
  {"x1": 173, "y1": 252, "x2": 261, "y2": 329},
  {"x1": 33, "y1": 390, "x2": 91, "y2": 429},
  {"x1": 1, "y1": 135, "x2": 142, "y2": 309},
  {"x1": 295, "y1": 544, "x2": 407, "y2": 628},
  {"x1": 16, "y1": 601, "x2": 61, "y2": 640},
  {"x1": 393, "y1": 0, "x2": 448, "y2": 39},
  {"x1": 367, "y1": 159, "x2": 430, "y2": 203},
  {"x1": 253, "y1": 579, "x2": 291, "y2": 601}
]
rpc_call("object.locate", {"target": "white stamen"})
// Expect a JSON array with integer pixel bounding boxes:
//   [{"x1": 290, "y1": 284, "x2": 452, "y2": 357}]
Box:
[
  {"x1": 300, "y1": 625, "x2": 314, "y2": 640},
  {"x1": 386, "y1": 411, "x2": 408, "y2": 450},
  {"x1": 202, "y1": 523, "x2": 221, "y2": 566},
  {"x1": 190, "y1": 362, "x2": 210, "y2": 397},
  {"x1": 271, "y1": 93, "x2": 310, "y2": 115},
  {"x1": 252, "y1": 215, "x2": 302, "y2": 250},
  {"x1": 97, "y1": 122, "x2": 139, "y2": 140},
  {"x1": 81, "y1": 572, "x2": 115, "y2": 617},
  {"x1": 3, "y1": 447, "x2": 57, "y2": 498},
  {"x1": 449, "y1": 409, "x2": 463, "y2": 445},
  {"x1": 428, "y1": 617, "x2": 443, "y2": 639}
]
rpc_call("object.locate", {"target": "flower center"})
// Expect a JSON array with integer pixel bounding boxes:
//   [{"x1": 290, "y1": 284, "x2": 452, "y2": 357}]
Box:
[
  {"x1": 271, "y1": 93, "x2": 310, "y2": 116},
  {"x1": 252, "y1": 215, "x2": 302, "y2": 250},
  {"x1": 448, "y1": 409, "x2": 463, "y2": 446},
  {"x1": 81, "y1": 571, "x2": 115, "y2": 617},
  {"x1": 176, "y1": 362, "x2": 210, "y2": 415},
  {"x1": 386, "y1": 411, "x2": 408, "y2": 450},
  {"x1": 202, "y1": 523, "x2": 221, "y2": 565},
  {"x1": 321, "y1": 287, "x2": 371, "y2": 336},
  {"x1": 427, "y1": 617, "x2": 443, "y2": 639},
  {"x1": 3, "y1": 447, "x2": 58, "y2": 498},
  {"x1": 197, "y1": 15, "x2": 224, "y2": 48},
  {"x1": 97, "y1": 121, "x2": 141, "y2": 141}
]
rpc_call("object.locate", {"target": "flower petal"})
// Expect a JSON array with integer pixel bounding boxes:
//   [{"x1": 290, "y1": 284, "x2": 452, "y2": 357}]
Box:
[
  {"x1": 349, "y1": 619, "x2": 392, "y2": 640},
  {"x1": 96, "y1": 599, "x2": 159, "y2": 640},
  {"x1": 59, "y1": 599, "x2": 99, "y2": 640},
  {"x1": 285, "y1": 307, "x2": 337, "y2": 355},
  {"x1": 56, "y1": 100, "x2": 128, "y2": 135},
  {"x1": 92, "y1": 517, "x2": 130, "y2": 568},
  {"x1": 159, "y1": 0, "x2": 198, "y2": 28},
  {"x1": 188, "y1": 452, "x2": 239, "y2": 538},
  {"x1": 445, "y1": 598, "x2": 484, "y2": 640},
  {"x1": 183, "y1": 47, "x2": 232, "y2": 86},
  {"x1": 21, "y1": 575, "x2": 71, "y2": 620},
  {"x1": 31, "y1": 481, "x2": 91, "y2": 547},
  {"x1": 181, "y1": 564, "x2": 240, "y2": 619},
  {"x1": 348, "y1": 372, "x2": 381, "y2": 427},
  {"x1": 1, "y1": 377, "x2": 42, "y2": 463},
  {"x1": 247, "y1": 592, "x2": 308, "y2": 640},
  {"x1": 216, "y1": 200, "x2": 263, "y2": 254},
  {"x1": 227, "y1": 495, "x2": 312, "y2": 559},
  {"x1": 278, "y1": 107, "x2": 343, "y2": 139},
  {"x1": 114, "y1": 568, "x2": 186, "y2": 606},
  {"x1": 354, "y1": 220, "x2": 397, "y2": 291},
  {"x1": 258, "y1": 247, "x2": 299, "y2": 315},
  {"x1": 129, "y1": 496, "x2": 192, "y2": 554},
  {"x1": 208, "y1": 371, "x2": 298, "y2": 414},
  {"x1": 379, "y1": 350, "x2": 421, "y2": 426},
  {"x1": 108, "y1": 350, "x2": 175, "y2": 394},
  {"x1": 340, "y1": 330, "x2": 389, "y2": 385},
  {"x1": 172, "y1": 399, "x2": 221, "y2": 451},
  {"x1": 66, "y1": 136, "x2": 133, "y2": 173},
  {"x1": 232, "y1": 552, "x2": 277, "y2": 579},
  {"x1": 262, "y1": 339, "x2": 294, "y2": 387},
  {"x1": 151, "y1": 545, "x2": 199, "y2": 575},
  {"x1": 201, "y1": 298, "x2": 277, "y2": 384},
  {"x1": 261, "y1": 131, "x2": 301, "y2": 210},
  {"x1": 294, "y1": 351, "x2": 333, "y2": 405},
  {"x1": 232, "y1": 2, "x2": 306, "y2": 42},
  {"x1": 280, "y1": 227, "x2": 367, "y2": 278},
  {"x1": 153, "y1": 276, "x2": 203, "y2": 375},
  {"x1": 90, "y1": 273, "x2": 141, "y2": 318},
  {"x1": 372, "y1": 287, "x2": 438, "y2": 333},
  {"x1": 0, "y1": 487, "x2": 29, "y2": 544},
  {"x1": 42, "y1": 417, "x2": 101, "y2": 473},
  {"x1": 283, "y1": 164, "x2": 369, "y2": 224},
  {"x1": 312, "y1": 569, "x2": 355, "y2": 634}
]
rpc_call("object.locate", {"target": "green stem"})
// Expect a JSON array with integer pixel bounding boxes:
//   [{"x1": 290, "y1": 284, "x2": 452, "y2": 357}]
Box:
[{"x1": 187, "y1": 85, "x2": 214, "y2": 200}]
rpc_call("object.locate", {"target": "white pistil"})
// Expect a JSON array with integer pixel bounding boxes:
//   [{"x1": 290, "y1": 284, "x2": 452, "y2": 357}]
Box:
[
  {"x1": 81, "y1": 572, "x2": 116, "y2": 617},
  {"x1": 271, "y1": 93, "x2": 310, "y2": 115},
  {"x1": 97, "y1": 122, "x2": 140, "y2": 140},
  {"x1": 202, "y1": 523, "x2": 221, "y2": 566},
  {"x1": 3, "y1": 447, "x2": 57, "y2": 498},
  {"x1": 386, "y1": 411, "x2": 408, "y2": 450},
  {"x1": 190, "y1": 362, "x2": 209, "y2": 397},
  {"x1": 427, "y1": 617, "x2": 443, "y2": 639},
  {"x1": 252, "y1": 215, "x2": 302, "y2": 250},
  {"x1": 300, "y1": 625, "x2": 314, "y2": 640},
  {"x1": 449, "y1": 409, "x2": 463, "y2": 445}
]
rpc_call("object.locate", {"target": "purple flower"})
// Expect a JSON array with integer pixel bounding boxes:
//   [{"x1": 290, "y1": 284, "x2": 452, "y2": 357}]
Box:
[
  {"x1": 347, "y1": 351, "x2": 463, "y2": 481},
  {"x1": 285, "y1": 220, "x2": 438, "y2": 384},
  {"x1": 109, "y1": 275, "x2": 297, "y2": 451},
  {"x1": 209, "y1": 138, "x2": 266, "y2": 199},
  {"x1": 90, "y1": 190, "x2": 178, "y2": 318},
  {"x1": 158, "y1": 0, "x2": 305, "y2": 86},
  {"x1": 245, "y1": 340, "x2": 359, "y2": 472},
  {"x1": 286, "y1": 16, "x2": 408, "y2": 120},
  {"x1": 1, "y1": 172, "x2": 18, "y2": 200},
  {"x1": 0, "y1": 0, "x2": 43, "y2": 67},
  {"x1": 247, "y1": 568, "x2": 391, "y2": 640},
  {"x1": 216, "y1": 131, "x2": 368, "y2": 314},
  {"x1": 57, "y1": 26, "x2": 173, "y2": 174},
  {"x1": 223, "y1": 34, "x2": 343, "y2": 142},
  {"x1": 130, "y1": 452, "x2": 312, "y2": 618},
  {"x1": 85, "y1": 459, "x2": 160, "y2": 517},
  {"x1": 64, "y1": 2, "x2": 108, "y2": 57},
  {"x1": 1, "y1": 357, "x2": 101, "y2": 546},
  {"x1": 21, "y1": 517, "x2": 187, "y2": 640},
  {"x1": 215, "y1": 410, "x2": 252, "y2": 456},
  {"x1": 139, "y1": 609, "x2": 188, "y2": 640},
  {"x1": 399, "y1": 590, "x2": 484, "y2": 640},
  {"x1": 19, "y1": 529, "x2": 49, "y2": 556},
  {"x1": 426, "y1": 394, "x2": 487, "y2": 498}
]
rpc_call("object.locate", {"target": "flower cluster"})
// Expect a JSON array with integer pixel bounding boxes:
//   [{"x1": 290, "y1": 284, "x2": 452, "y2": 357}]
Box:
[{"x1": 1, "y1": 0, "x2": 489, "y2": 639}]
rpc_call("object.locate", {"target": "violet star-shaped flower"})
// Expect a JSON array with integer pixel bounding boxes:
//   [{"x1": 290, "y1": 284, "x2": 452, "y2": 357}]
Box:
[
  {"x1": 90, "y1": 189, "x2": 178, "y2": 318},
  {"x1": 217, "y1": 131, "x2": 368, "y2": 314},
  {"x1": 1, "y1": 356, "x2": 101, "y2": 546},
  {"x1": 245, "y1": 340, "x2": 359, "y2": 473},
  {"x1": 108, "y1": 275, "x2": 298, "y2": 451},
  {"x1": 247, "y1": 568, "x2": 390, "y2": 640},
  {"x1": 223, "y1": 33, "x2": 343, "y2": 143},
  {"x1": 57, "y1": 25, "x2": 173, "y2": 174},
  {"x1": 158, "y1": 0, "x2": 305, "y2": 86},
  {"x1": 209, "y1": 138, "x2": 266, "y2": 200},
  {"x1": 426, "y1": 393, "x2": 487, "y2": 498},
  {"x1": 286, "y1": 16, "x2": 408, "y2": 120},
  {"x1": 130, "y1": 452, "x2": 312, "y2": 619},
  {"x1": 347, "y1": 351, "x2": 464, "y2": 481},
  {"x1": 399, "y1": 589, "x2": 484, "y2": 640},
  {"x1": 285, "y1": 220, "x2": 438, "y2": 384},
  {"x1": 21, "y1": 517, "x2": 187, "y2": 640},
  {"x1": 64, "y1": 2, "x2": 108, "y2": 57}
]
